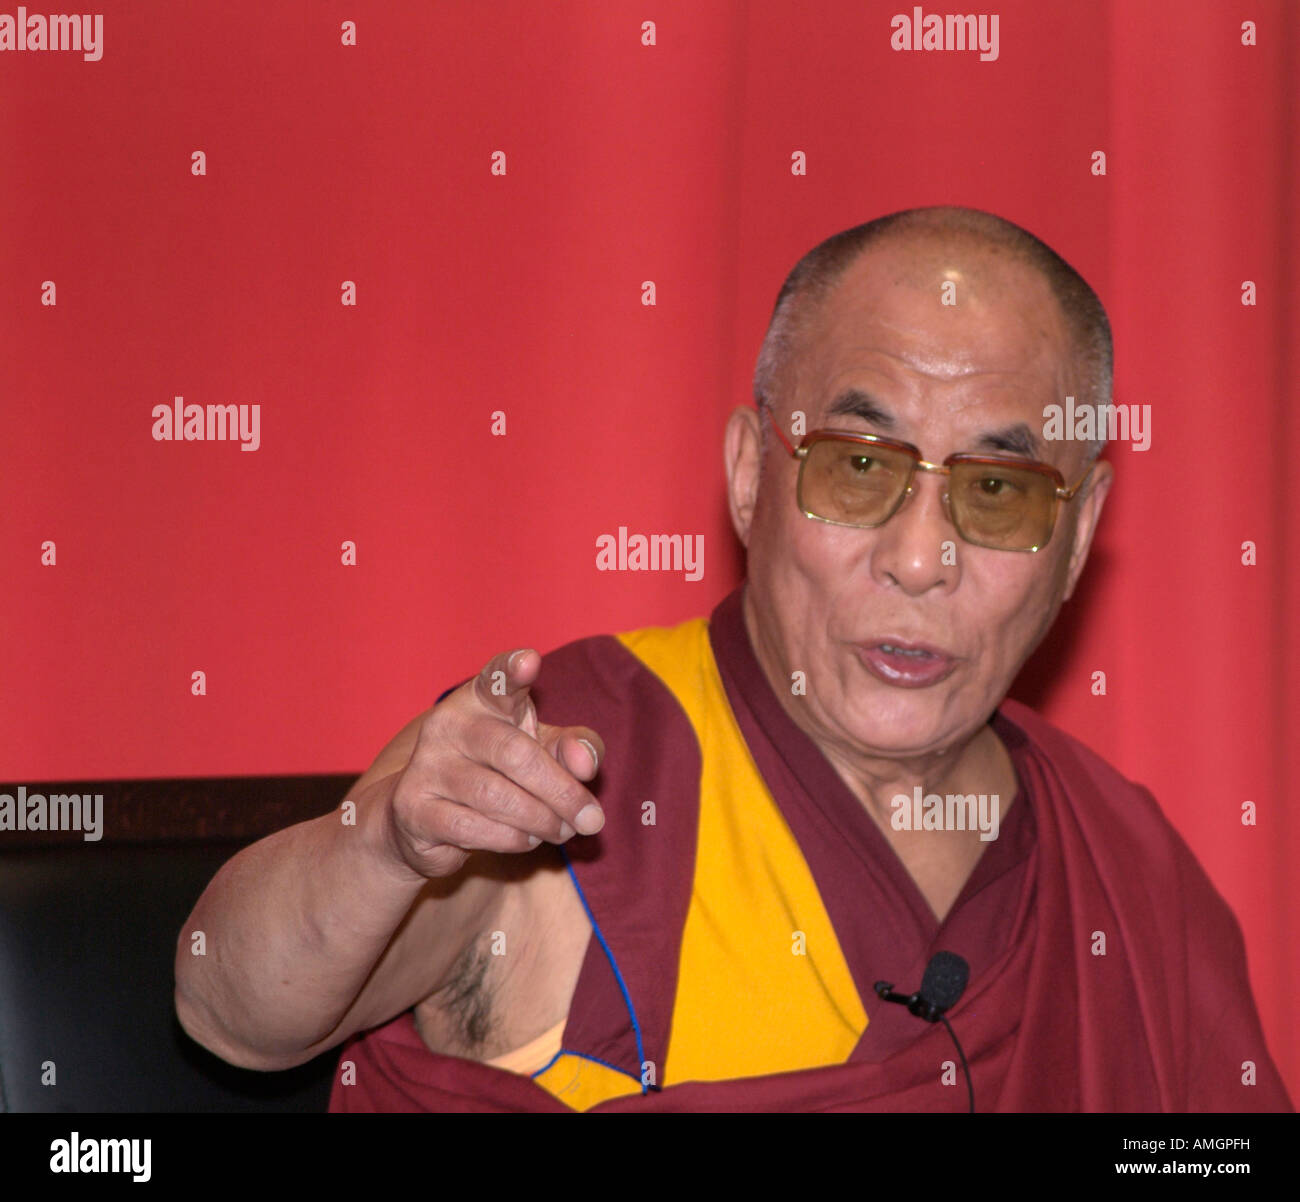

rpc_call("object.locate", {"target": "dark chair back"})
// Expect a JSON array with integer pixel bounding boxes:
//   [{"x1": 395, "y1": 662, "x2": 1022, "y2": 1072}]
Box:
[{"x1": 0, "y1": 774, "x2": 353, "y2": 1112}]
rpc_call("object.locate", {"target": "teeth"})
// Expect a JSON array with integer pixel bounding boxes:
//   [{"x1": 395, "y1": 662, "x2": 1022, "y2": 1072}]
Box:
[{"x1": 881, "y1": 643, "x2": 930, "y2": 657}]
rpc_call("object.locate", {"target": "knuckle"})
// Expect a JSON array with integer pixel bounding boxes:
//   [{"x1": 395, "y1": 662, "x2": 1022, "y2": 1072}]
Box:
[
  {"x1": 459, "y1": 716, "x2": 502, "y2": 761},
  {"x1": 391, "y1": 792, "x2": 441, "y2": 847},
  {"x1": 493, "y1": 728, "x2": 536, "y2": 775},
  {"x1": 420, "y1": 845, "x2": 470, "y2": 878},
  {"x1": 395, "y1": 756, "x2": 448, "y2": 810},
  {"x1": 442, "y1": 806, "x2": 481, "y2": 848},
  {"x1": 557, "y1": 779, "x2": 590, "y2": 815},
  {"x1": 470, "y1": 773, "x2": 516, "y2": 820}
]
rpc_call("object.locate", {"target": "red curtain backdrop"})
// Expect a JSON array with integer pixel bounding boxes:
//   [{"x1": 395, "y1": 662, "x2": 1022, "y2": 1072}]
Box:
[{"x1": 3, "y1": 1, "x2": 1295, "y2": 1101}]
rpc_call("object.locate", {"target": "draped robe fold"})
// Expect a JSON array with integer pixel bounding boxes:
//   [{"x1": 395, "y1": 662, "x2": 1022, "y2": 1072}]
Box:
[{"x1": 329, "y1": 586, "x2": 1292, "y2": 1113}]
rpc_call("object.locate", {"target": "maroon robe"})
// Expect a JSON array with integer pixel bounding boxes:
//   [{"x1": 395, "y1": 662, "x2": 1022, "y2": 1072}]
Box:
[{"x1": 329, "y1": 586, "x2": 1293, "y2": 1112}]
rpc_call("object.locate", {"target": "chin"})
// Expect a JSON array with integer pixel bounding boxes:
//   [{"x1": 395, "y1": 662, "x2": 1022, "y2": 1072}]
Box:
[
  {"x1": 837, "y1": 711, "x2": 950, "y2": 757},
  {"x1": 836, "y1": 689, "x2": 970, "y2": 757}
]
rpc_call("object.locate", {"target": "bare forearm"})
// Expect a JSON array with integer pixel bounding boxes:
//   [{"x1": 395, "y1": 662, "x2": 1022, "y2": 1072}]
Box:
[
  {"x1": 174, "y1": 778, "x2": 432, "y2": 1068},
  {"x1": 175, "y1": 646, "x2": 608, "y2": 1071}
]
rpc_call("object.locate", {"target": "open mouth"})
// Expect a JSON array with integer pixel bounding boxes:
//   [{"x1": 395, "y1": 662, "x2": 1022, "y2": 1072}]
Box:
[{"x1": 857, "y1": 640, "x2": 958, "y2": 688}]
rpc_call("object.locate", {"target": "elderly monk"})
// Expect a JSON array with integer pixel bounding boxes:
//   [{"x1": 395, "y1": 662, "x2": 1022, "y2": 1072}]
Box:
[{"x1": 175, "y1": 206, "x2": 1293, "y2": 1112}]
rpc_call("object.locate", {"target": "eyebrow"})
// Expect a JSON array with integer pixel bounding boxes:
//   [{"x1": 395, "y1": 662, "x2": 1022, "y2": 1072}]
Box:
[{"x1": 824, "y1": 387, "x2": 1044, "y2": 459}]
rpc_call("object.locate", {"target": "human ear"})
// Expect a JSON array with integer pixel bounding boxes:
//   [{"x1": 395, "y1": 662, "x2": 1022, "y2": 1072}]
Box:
[
  {"x1": 1062, "y1": 458, "x2": 1113, "y2": 601},
  {"x1": 724, "y1": 406, "x2": 763, "y2": 547}
]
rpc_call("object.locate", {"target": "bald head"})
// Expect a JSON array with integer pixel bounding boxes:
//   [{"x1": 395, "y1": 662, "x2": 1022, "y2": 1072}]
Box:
[{"x1": 753, "y1": 207, "x2": 1112, "y2": 457}]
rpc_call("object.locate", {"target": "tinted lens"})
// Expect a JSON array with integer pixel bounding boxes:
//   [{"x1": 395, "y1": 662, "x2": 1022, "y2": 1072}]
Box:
[
  {"x1": 799, "y1": 440, "x2": 913, "y2": 526},
  {"x1": 948, "y1": 462, "x2": 1057, "y2": 550}
]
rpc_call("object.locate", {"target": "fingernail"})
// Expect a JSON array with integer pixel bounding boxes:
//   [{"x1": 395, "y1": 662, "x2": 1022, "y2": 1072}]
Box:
[
  {"x1": 574, "y1": 803, "x2": 604, "y2": 835},
  {"x1": 526, "y1": 835, "x2": 541, "y2": 848},
  {"x1": 508, "y1": 650, "x2": 525, "y2": 671},
  {"x1": 558, "y1": 822, "x2": 576, "y2": 840},
  {"x1": 577, "y1": 738, "x2": 600, "y2": 773}
]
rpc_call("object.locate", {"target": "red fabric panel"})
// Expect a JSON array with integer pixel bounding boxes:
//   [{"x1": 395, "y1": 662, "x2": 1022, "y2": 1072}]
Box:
[{"x1": 3, "y1": 0, "x2": 1293, "y2": 1101}]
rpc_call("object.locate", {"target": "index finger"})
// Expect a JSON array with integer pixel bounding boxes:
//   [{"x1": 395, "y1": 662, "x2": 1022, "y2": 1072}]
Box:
[{"x1": 472, "y1": 648, "x2": 540, "y2": 724}]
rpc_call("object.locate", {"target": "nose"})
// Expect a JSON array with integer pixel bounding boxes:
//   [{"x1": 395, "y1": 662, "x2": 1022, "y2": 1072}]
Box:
[{"x1": 869, "y1": 467, "x2": 959, "y2": 595}]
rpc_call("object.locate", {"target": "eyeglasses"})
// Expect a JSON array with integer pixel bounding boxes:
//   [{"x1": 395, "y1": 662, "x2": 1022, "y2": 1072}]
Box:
[{"x1": 767, "y1": 411, "x2": 1095, "y2": 552}]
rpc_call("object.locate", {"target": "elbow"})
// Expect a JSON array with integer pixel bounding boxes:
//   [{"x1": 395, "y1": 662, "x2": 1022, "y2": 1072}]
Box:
[
  {"x1": 174, "y1": 985, "x2": 328, "y2": 1073},
  {"x1": 172, "y1": 977, "x2": 296, "y2": 1073}
]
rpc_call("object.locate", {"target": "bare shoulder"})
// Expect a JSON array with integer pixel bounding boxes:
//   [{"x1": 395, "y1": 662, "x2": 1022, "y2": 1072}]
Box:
[{"x1": 412, "y1": 842, "x2": 593, "y2": 1063}]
